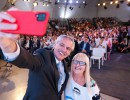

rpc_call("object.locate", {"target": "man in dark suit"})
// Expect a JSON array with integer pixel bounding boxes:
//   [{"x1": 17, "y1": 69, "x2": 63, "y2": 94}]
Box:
[
  {"x1": 0, "y1": 11, "x2": 75, "y2": 100},
  {"x1": 79, "y1": 36, "x2": 91, "y2": 56}
]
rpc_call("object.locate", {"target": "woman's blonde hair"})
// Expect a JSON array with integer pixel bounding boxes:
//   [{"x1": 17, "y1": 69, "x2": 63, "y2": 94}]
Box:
[{"x1": 70, "y1": 53, "x2": 92, "y2": 94}]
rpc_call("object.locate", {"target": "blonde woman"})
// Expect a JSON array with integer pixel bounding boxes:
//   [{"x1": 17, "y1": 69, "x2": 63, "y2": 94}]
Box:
[{"x1": 65, "y1": 53, "x2": 100, "y2": 100}]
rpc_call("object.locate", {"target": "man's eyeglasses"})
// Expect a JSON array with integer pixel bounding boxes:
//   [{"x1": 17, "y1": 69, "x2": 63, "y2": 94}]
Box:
[{"x1": 72, "y1": 60, "x2": 86, "y2": 66}]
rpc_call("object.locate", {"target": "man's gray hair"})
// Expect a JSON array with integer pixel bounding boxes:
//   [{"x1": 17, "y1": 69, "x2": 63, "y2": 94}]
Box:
[{"x1": 55, "y1": 35, "x2": 75, "y2": 50}]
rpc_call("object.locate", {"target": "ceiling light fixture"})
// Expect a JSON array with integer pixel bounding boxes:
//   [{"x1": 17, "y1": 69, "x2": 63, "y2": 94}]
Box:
[
  {"x1": 110, "y1": 1, "x2": 113, "y2": 4},
  {"x1": 69, "y1": 0, "x2": 72, "y2": 3},
  {"x1": 103, "y1": 3, "x2": 106, "y2": 6},
  {"x1": 98, "y1": 3, "x2": 100, "y2": 6},
  {"x1": 76, "y1": 1, "x2": 78, "y2": 3},
  {"x1": 115, "y1": 1, "x2": 119, "y2": 4}
]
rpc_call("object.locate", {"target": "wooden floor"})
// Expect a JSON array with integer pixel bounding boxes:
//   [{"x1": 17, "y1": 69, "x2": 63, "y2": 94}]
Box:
[{"x1": 0, "y1": 52, "x2": 129, "y2": 100}]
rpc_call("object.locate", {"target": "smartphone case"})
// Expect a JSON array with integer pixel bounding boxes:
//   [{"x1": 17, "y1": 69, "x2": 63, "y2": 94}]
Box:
[{"x1": 2, "y1": 11, "x2": 50, "y2": 36}]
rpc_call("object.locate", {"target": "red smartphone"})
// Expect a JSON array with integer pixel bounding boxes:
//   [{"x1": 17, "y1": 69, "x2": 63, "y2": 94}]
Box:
[{"x1": 2, "y1": 11, "x2": 50, "y2": 36}]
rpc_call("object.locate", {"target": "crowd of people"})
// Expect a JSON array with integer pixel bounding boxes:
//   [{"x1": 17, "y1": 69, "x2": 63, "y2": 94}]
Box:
[{"x1": 18, "y1": 21, "x2": 130, "y2": 60}]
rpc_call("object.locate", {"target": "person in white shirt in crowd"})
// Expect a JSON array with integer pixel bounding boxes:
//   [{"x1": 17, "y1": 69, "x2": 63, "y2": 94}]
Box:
[
  {"x1": 96, "y1": 37, "x2": 107, "y2": 60},
  {"x1": 77, "y1": 36, "x2": 82, "y2": 44},
  {"x1": 104, "y1": 36, "x2": 112, "y2": 60},
  {"x1": 96, "y1": 37, "x2": 107, "y2": 54},
  {"x1": 90, "y1": 37, "x2": 96, "y2": 50},
  {"x1": 95, "y1": 34, "x2": 100, "y2": 46},
  {"x1": 65, "y1": 53, "x2": 100, "y2": 100}
]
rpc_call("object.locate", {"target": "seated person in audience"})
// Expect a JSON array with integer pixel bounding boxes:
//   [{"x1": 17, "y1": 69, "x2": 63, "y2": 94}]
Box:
[
  {"x1": 96, "y1": 37, "x2": 107, "y2": 53},
  {"x1": 112, "y1": 39, "x2": 119, "y2": 52},
  {"x1": 90, "y1": 37, "x2": 96, "y2": 49},
  {"x1": 121, "y1": 46, "x2": 130, "y2": 53},
  {"x1": 118, "y1": 40, "x2": 129, "y2": 53},
  {"x1": 95, "y1": 35, "x2": 100, "y2": 46},
  {"x1": 79, "y1": 36, "x2": 91, "y2": 56},
  {"x1": 96, "y1": 37, "x2": 106, "y2": 48},
  {"x1": 96, "y1": 37, "x2": 107, "y2": 60},
  {"x1": 65, "y1": 53, "x2": 101, "y2": 100},
  {"x1": 104, "y1": 36, "x2": 112, "y2": 60}
]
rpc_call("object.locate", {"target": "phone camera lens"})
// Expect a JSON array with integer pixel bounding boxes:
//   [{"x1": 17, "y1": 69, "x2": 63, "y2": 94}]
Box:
[{"x1": 36, "y1": 13, "x2": 46, "y2": 21}]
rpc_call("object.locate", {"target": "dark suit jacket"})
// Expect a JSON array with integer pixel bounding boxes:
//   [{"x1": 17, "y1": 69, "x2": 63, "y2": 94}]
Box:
[
  {"x1": 79, "y1": 41, "x2": 91, "y2": 54},
  {"x1": 8, "y1": 47, "x2": 69, "y2": 100}
]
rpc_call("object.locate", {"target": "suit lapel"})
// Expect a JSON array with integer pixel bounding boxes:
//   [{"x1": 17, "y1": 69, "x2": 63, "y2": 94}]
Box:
[
  {"x1": 50, "y1": 51, "x2": 59, "y2": 92},
  {"x1": 50, "y1": 51, "x2": 69, "y2": 94}
]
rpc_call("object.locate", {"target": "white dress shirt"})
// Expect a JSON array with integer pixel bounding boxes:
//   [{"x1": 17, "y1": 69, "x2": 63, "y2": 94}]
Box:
[
  {"x1": 55, "y1": 58, "x2": 66, "y2": 92},
  {"x1": 3, "y1": 43, "x2": 20, "y2": 61}
]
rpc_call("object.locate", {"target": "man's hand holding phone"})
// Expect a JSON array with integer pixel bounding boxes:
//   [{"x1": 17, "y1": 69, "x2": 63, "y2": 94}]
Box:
[
  {"x1": 2, "y1": 10, "x2": 50, "y2": 36},
  {"x1": 0, "y1": 8, "x2": 49, "y2": 53},
  {"x1": 0, "y1": 8, "x2": 19, "y2": 53}
]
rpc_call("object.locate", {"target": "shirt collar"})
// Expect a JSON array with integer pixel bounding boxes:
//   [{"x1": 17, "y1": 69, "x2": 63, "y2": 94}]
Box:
[{"x1": 55, "y1": 57, "x2": 60, "y2": 64}]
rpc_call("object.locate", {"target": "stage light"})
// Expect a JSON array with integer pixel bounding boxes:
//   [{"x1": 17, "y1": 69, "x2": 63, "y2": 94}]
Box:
[
  {"x1": 103, "y1": 3, "x2": 106, "y2": 6},
  {"x1": 83, "y1": 1, "x2": 85, "y2": 4},
  {"x1": 69, "y1": 0, "x2": 72, "y2": 3},
  {"x1": 115, "y1": 1, "x2": 119, "y2": 4},
  {"x1": 98, "y1": 3, "x2": 100, "y2": 6},
  {"x1": 76, "y1": 1, "x2": 78, "y2": 3},
  {"x1": 110, "y1": 1, "x2": 113, "y2": 4}
]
